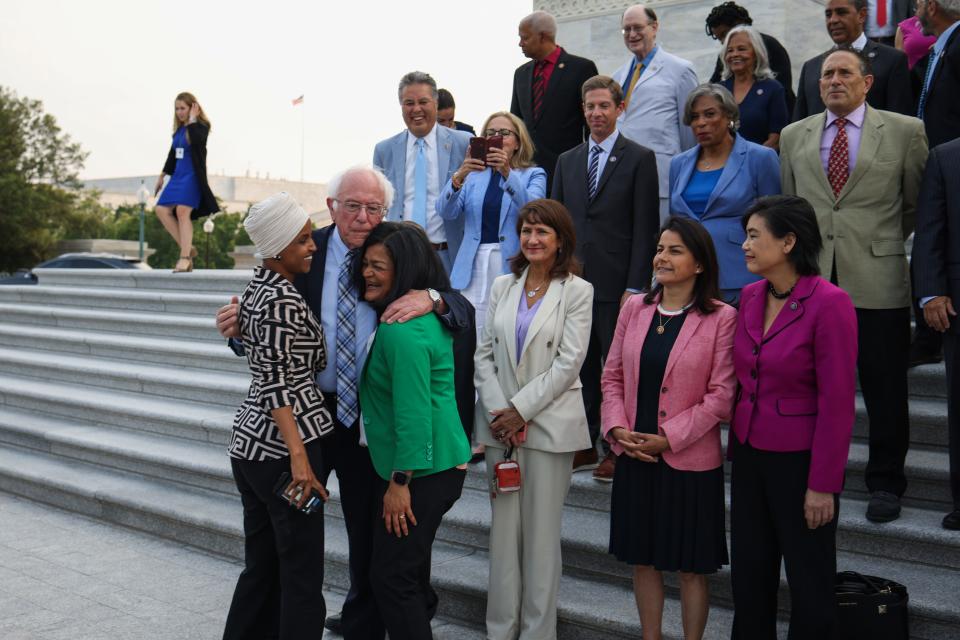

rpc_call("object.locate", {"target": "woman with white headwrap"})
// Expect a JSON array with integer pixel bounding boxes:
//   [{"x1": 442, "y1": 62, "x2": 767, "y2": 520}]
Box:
[{"x1": 223, "y1": 192, "x2": 335, "y2": 640}]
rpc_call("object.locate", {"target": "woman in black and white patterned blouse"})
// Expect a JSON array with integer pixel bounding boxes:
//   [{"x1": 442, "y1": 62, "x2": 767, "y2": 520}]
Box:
[{"x1": 223, "y1": 192, "x2": 334, "y2": 640}]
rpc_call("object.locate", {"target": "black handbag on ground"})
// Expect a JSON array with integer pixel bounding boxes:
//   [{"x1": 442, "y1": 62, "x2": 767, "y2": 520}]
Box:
[{"x1": 835, "y1": 571, "x2": 909, "y2": 639}]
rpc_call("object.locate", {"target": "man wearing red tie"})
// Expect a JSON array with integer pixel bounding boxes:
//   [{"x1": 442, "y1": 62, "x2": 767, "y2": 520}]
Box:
[
  {"x1": 866, "y1": 0, "x2": 915, "y2": 45},
  {"x1": 779, "y1": 46, "x2": 928, "y2": 523}
]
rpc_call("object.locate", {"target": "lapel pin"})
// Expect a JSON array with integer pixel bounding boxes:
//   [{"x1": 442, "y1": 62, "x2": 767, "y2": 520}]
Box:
[
  {"x1": 558, "y1": 62, "x2": 565, "y2": 69},
  {"x1": 868, "y1": 51, "x2": 876, "y2": 58},
  {"x1": 609, "y1": 156, "x2": 617, "y2": 162},
  {"x1": 757, "y1": 88, "x2": 764, "y2": 96},
  {"x1": 790, "y1": 301, "x2": 798, "y2": 310}
]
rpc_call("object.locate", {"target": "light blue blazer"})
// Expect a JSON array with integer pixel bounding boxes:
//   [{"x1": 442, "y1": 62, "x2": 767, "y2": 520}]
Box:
[
  {"x1": 669, "y1": 134, "x2": 781, "y2": 291},
  {"x1": 437, "y1": 166, "x2": 547, "y2": 290},
  {"x1": 373, "y1": 125, "x2": 472, "y2": 262}
]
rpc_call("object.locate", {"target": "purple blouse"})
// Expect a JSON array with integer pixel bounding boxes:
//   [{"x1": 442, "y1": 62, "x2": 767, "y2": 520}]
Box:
[
  {"x1": 900, "y1": 17, "x2": 936, "y2": 70},
  {"x1": 515, "y1": 294, "x2": 544, "y2": 363}
]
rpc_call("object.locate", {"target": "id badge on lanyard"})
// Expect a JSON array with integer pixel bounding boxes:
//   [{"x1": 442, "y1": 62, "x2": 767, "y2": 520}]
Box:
[{"x1": 175, "y1": 147, "x2": 185, "y2": 159}]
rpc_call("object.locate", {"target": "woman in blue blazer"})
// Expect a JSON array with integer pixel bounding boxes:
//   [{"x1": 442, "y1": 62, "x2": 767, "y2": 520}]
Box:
[
  {"x1": 438, "y1": 111, "x2": 546, "y2": 338},
  {"x1": 669, "y1": 84, "x2": 781, "y2": 304}
]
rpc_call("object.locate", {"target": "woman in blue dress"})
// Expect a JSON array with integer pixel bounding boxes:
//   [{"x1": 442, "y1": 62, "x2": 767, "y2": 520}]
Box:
[
  {"x1": 719, "y1": 25, "x2": 789, "y2": 150},
  {"x1": 154, "y1": 92, "x2": 219, "y2": 272}
]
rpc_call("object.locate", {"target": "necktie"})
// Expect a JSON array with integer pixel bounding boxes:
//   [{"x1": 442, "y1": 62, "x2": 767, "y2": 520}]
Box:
[
  {"x1": 827, "y1": 117, "x2": 849, "y2": 198},
  {"x1": 876, "y1": 0, "x2": 887, "y2": 27},
  {"x1": 412, "y1": 138, "x2": 427, "y2": 228},
  {"x1": 336, "y1": 249, "x2": 358, "y2": 426},
  {"x1": 623, "y1": 62, "x2": 643, "y2": 109},
  {"x1": 532, "y1": 62, "x2": 545, "y2": 120},
  {"x1": 588, "y1": 145, "x2": 603, "y2": 200},
  {"x1": 918, "y1": 51, "x2": 940, "y2": 119}
]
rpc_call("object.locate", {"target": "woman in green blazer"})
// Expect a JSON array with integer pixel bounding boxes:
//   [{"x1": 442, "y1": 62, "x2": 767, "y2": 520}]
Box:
[{"x1": 355, "y1": 221, "x2": 471, "y2": 640}]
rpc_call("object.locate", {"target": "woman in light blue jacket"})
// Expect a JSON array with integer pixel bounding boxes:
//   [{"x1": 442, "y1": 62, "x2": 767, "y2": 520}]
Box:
[{"x1": 438, "y1": 111, "x2": 546, "y2": 338}]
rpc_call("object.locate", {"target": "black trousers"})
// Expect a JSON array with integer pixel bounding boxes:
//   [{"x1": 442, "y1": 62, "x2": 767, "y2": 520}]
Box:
[
  {"x1": 942, "y1": 334, "x2": 960, "y2": 510},
  {"x1": 318, "y1": 394, "x2": 385, "y2": 640},
  {"x1": 369, "y1": 467, "x2": 466, "y2": 640},
  {"x1": 223, "y1": 440, "x2": 326, "y2": 640},
  {"x1": 582, "y1": 300, "x2": 621, "y2": 447},
  {"x1": 730, "y1": 439, "x2": 839, "y2": 640},
  {"x1": 857, "y1": 307, "x2": 911, "y2": 496}
]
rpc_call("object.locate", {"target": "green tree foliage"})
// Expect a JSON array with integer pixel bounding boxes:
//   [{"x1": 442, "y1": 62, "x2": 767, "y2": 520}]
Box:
[
  {"x1": 105, "y1": 206, "x2": 246, "y2": 269},
  {"x1": 0, "y1": 86, "x2": 110, "y2": 273}
]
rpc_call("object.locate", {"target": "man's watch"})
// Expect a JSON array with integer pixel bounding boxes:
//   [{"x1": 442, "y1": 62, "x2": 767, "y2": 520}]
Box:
[
  {"x1": 391, "y1": 471, "x2": 410, "y2": 486},
  {"x1": 427, "y1": 288, "x2": 442, "y2": 312}
]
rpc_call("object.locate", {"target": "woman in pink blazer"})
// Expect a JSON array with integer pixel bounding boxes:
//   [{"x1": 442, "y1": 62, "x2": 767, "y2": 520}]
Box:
[
  {"x1": 730, "y1": 196, "x2": 857, "y2": 639},
  {"x1": 601, "y1": 217, "x2": 737, "y2": 640}
]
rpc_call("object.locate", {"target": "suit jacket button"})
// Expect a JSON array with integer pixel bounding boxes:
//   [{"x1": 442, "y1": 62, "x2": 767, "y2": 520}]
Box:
[
  {"x1": 494, "y1": 366, "x2": 498, "y2": 373},
  {"x1": 500, "y1": 235, "x2": 505, "y2": 241},
  {"x1": 661, "y1": 386, "x2": 668, "y2": 393},
  {"x1": 833, "y1": 205, "x2": 840, "y2": 211},
  {"x1": 547, "y1": 341, "x2": 553, "y2": 347},
  {"x1": 827, "y1": 233, "x2": 834, "y2": 240},
  {"x1": 749, "y1": 393, "x2": 756, "y2": 402},
  {"x1": 752, "y1": 346, "x2": 759, "y2": 356},
  {"x1": 750, "y1": 369, "x2": 757, "y2": 379},
  {"x1": 659, "y1": 410, "x2": 666, "y2": 417},
  {"x1": 494, "y1": 337, "x2": 499, "y2": 344}
]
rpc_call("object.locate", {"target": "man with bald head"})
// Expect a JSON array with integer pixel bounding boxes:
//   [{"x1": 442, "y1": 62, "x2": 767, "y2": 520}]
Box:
[
  {"x1": 780, "y1": 46, "x2": 927, "y2": 529},
  {"x1": 794, "y1": 0, "x2": 912, "y2": 120},
  {"x1": 511, "y1": 10, "x2": 598, "y2": 190},
  {"x1": 611, "y1": 4, "x2": 698, "y2": 223},
  {"x1": 216, "y1": 166, "x2": 475, "y2": 638}
]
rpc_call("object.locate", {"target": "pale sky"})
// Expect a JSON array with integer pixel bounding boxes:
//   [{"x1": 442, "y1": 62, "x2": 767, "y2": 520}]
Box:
[{"x1": 0, "y1": 0, "x2": 533, "y2": 186}]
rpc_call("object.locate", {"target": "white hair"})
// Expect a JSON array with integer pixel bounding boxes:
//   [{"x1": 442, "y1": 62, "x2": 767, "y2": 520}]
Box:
[
  {"x1": 721, "y1": 25, "x2": 776, "y2": 81},
  {"x1": 328, "y1": 165, "x2": 395, "y2": 210},
  {"x1": 520, "y1": 11, "x2": 557, "y2": 39},
  {"x1": 936, "y1": 0, "x2": 960, "y2": 16}
]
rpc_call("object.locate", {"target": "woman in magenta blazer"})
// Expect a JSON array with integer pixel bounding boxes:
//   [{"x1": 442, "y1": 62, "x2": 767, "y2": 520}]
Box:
[
  {"x1": 730, "y1": 196, "x2": 857, "y2": 639},
  {"x1": 601, "y1": 216, "x2": 737, "y2": 640}
]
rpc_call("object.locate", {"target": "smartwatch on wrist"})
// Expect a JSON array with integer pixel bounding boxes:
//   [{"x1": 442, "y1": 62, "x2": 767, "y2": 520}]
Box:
[{"x1": 391, "y1": 471, "x2": 410, "y2": 486}]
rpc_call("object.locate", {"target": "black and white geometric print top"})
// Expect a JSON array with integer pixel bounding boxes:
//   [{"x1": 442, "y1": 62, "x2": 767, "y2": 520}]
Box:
[{"x1": 229, "y1": 266, "x2": 333, "y2": 461}]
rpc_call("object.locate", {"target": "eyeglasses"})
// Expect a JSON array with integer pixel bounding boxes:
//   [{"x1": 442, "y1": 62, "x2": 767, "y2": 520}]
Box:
[
  {"x1": 621, "y1": 24, "x2": 651, "y2": 35},
  {"x1": 483, "y1": 128, "x2": 517, "y2": 138},
  {"x1": 333, "y1": 199, "x2": 386, "y2": 218}
]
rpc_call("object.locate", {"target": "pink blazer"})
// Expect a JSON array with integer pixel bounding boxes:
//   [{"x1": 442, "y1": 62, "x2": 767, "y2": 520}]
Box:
[
  {"x1": 731, "y1": 275, "x2": 857, "y2": 493},
  {"x1": 601, "y1": 295, "x2": 737, "y2": 471}
]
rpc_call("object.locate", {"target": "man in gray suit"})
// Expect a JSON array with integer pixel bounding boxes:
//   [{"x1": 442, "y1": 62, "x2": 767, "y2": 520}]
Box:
[
  {"x1": 373, "y1": 71, "x2": 471, "y2": 273},
  {"x1": 611, "y1": 4, "x2": 698, "y2": 223}
]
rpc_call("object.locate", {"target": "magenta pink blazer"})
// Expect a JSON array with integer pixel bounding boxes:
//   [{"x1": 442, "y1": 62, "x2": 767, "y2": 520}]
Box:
[
  {"x1": 601, "y1": 295, "x2": 737, "y2": 471},
  {"x1": 731, "y1": 275, "x2": 857, "y2": 493}
]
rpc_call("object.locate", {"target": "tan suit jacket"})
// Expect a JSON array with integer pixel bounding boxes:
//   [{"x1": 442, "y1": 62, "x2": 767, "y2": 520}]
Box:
[
  {"x1": 474, "y1": 270, "x2": 593, "y2": 453},
  {"x1": 780, "y1": 105, "x2": 928, "y2": 309}
]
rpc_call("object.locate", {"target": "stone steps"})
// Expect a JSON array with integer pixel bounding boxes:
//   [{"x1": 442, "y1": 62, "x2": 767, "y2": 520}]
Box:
[
  {"x1": 0, "y1": 284, "x2": 230, "y2": 316},
  {"x1": 0, "y1": 324, "x2": 249, "y2": 374},
  {"x1": 0, "y1": 303, "x2": 222, "y2": 342},
  {"x1": 0, "y1": 269, "x2": 955, "y2": 638}
]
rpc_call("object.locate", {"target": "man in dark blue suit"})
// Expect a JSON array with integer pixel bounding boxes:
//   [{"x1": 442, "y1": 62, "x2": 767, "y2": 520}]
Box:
[
  {"x1": 913, "y1": 138, "x2": 960, "y2": 530},
  {"x1": 216, "y1": 167, "x2": 475, "y2": 636}
]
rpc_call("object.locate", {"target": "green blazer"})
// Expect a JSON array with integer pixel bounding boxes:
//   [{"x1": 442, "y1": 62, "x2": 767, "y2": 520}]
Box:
[
  {"x1": 360, "y1": 314, "x2": 471, "y2": 481},
  {"x1": 780, "y1": 105, "x2": 928, "y2": 309}
]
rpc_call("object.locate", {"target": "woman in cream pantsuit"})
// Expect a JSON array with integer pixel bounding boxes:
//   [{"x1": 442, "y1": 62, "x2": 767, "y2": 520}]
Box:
[{"x1": 474, "y1": 199, "x2": 593, "y2": 640}]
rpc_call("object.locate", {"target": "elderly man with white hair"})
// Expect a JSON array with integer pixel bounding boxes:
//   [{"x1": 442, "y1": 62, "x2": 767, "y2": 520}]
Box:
[
  {"x1": 510, "y1": 10, "x2": 598, "y2": 191},
  {"x1": 612, "y1": 3, "x2": 699, "y2": 224},
  {"x1": 216, "y1": 165, "x2": 475, "y2": 638}
]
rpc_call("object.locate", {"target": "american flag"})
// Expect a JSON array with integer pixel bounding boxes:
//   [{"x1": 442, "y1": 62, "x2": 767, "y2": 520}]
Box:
[{"x1": 292, "y1": 95, "x2": 304, "y2": 106}]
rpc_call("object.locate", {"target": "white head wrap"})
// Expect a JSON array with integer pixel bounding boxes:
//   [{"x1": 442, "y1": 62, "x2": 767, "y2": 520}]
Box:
[{"x1": 244, "y1": 192, "x2": 309, "y2": 260}]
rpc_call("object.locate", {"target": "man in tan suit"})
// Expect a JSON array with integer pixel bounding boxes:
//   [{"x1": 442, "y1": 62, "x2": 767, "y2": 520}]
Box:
[{"x1": 780, "y1": 46, "x2": 928, "y2": 523}]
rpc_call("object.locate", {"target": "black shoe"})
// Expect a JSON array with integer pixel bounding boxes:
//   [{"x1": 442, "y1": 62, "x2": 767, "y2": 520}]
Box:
[
  {"x1": 866, "y1": 491, "x2": 902, "y2": 523},
  {"x1": 909, "y1": 342, "x2": 943, "y2": 368},
  {"x1": 324, "y1": 612, "x2": 343, "y2": 634},
  {"x1": 943, "y1": 510, "x2": 960, "y2": 530}
]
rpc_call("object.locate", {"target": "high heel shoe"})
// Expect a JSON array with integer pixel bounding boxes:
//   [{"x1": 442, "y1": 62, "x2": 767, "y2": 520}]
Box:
[{"x1": 173, "y1": 256, "x2": 193, "y2": 273}]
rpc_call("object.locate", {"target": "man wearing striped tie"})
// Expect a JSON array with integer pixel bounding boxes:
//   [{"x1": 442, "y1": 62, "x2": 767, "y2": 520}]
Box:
[
  {"x1": 510, "y1": 10, "x2": 598, "y2": 192},
  {"x1": 779, "y1": 47, "x2": 928, "y2": 524},
  {"x1": 551, "y1": 75, "x2": 660, "y2": 481}
]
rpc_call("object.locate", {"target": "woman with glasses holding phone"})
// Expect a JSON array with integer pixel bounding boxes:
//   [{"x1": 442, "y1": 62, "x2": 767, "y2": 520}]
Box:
[{"x1": 438, "y1": 111, "x2": 546, "y2": 339}]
